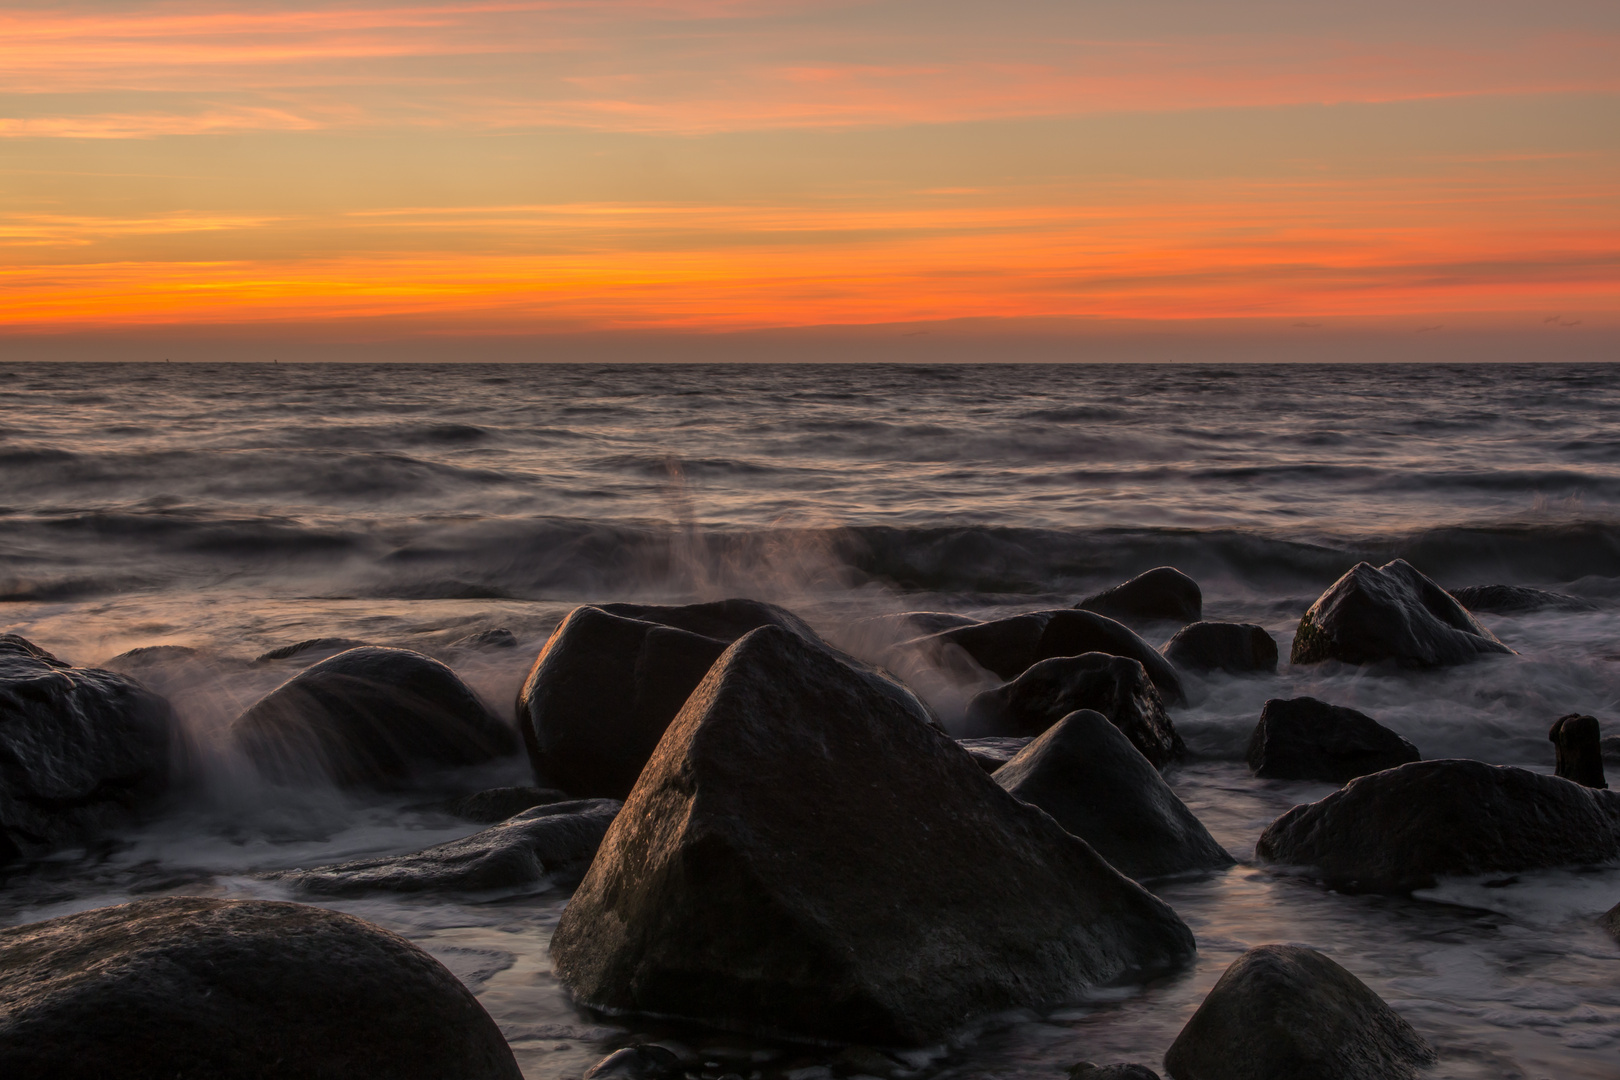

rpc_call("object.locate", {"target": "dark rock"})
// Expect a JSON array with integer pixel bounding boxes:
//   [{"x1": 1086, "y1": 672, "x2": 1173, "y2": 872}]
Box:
[
  {"x1": 1602, "y1": 901, "x2": 1620, "y2": 945},
  {"x1": 1077, "y1": 567, "x2": 1202, "y2": 626},
  {"x1": 233, "y1": 646, "x2": 517, "y2": 789},
  {"x1": 1070, "y1": 1065, "x2": 1160, "y2": 1080},
  {"x1": 996, "y1": 710, "x2": 1231, "y2": 880},
  {"x1": 254, "y1": 636, "x2": 370, "y2": 663},
  {"x1": 1450, "y1": 584, "x2": 1594, "y2": 614},
  {"x1": 1550, "y1": 713, "x2": 1607, "y2": 789},
  {"x1": 1246, "y1": 697, "x2": 1421, "y2": 784},
  {"x1": 550, "y1": 625, "x2": 1194, "y2": 1046},
  {"x1": 964, "y1": 653, "x2": 1184, "y2": 767},
  {"x1": 1291, "y1": 559, "x2": 1513, "y2": 668},
  {"x1": 585, "y1": 1045, "x2": 684, "y2": 1080},
  {"x1": 454, "y1": 628, "x2": 518, "y2": 650},
  {"x1": 596, "y1": 598, "x2": 818, "y2": 642},
  {"x1": 274, "y1": 799, "x2": 619, "y2": 895},
  {"x1": 0, "y1": 634, "x2": 174, "y2": 861},
  {"x1": 430, "y1": 784, "x2": 576, "y2": 823},
  {"x1": 1163, "y1": 944, "x2": 1435, "y2": 1080},
  {"x1": 0, "y1": 896, "x2": 521, "y2": 1080},
  {"x1": 1161, "y1": 622, "x2": 1277, "y2": 675},
  {"x1": 916, "y1": 609, "x2": 1185, "y2": 705},
  {"x1": 956, "y1": 736, "x2": 1031, "y2": 772},
  {"x1": 103, "y1": 644, "x2": 201, "y2": 667},
  {"x1": 852, "y1": 611, "x2": 981, "y2": 638},
  {"x1": 1256, "y1": 759, "x2": 1620, "y2": 892}
]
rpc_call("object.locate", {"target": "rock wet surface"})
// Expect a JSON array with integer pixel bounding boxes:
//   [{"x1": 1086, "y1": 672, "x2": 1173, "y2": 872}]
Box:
[
  {"x1": 1076, "y1": 567, "x2": 1203, "y2": 627},
  {"x1": 1246, "y1": 696, "x2": 1421, "y2": 784}
]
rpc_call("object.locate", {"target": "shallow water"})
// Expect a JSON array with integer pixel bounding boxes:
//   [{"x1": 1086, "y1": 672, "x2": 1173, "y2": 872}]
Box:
[{"x1": 2, "y1": 362, "x2": 1619, "y2": 1078}]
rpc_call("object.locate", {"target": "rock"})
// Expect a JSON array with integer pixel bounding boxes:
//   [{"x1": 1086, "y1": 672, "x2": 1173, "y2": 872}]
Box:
[
  {"x1": 964, "y1": 653, "x2": 1184, "y2": 767},
  {"x1": 995, "y1": 710, "x2": 1232, "y2": 880},
  {"x1": 1256, "y1": 759, "x2": 1620, "y2": 892},
  {"x1": 550, "y1": 625, "x2": 1195, "y2": 1045},
  {"x1": 1161, "y1": 622, "x2": 1277, "y2": 675},
  {"x1": 596, "y1": 598, "x2": 819, "y2": 642},
  {"x1": 915, "y1": 610, "x2": 1185, "y2": 705},
  {"x1": 0, "y1": 634, "x2": 174, "y2": 862},
  {"x1": 1163, "y1": 944, "x2": 1435, "y2": 1080},
  {"x1": 1077, "y1": 567, "x2": 1202, "y2": 626},
  {"x1": 1450, "y1": 584, "x2": 1594, "y2": 614},
  {"x1": 0, "y1": 896, "x2": 521, "y2": 1080},
  {"x1": 1246, "y1": 697, "x2": 1421, "y2": 784},
  {"x1": 1549, "y1": 713, "x2": 1608, "y2": 789},
  {"x1": 851, "y1": 611, "x2": 981, "y2": 638},
  {"x1": 956, "y1": 736, "x2": 1031, "y2": 772},
  {"x1": 430, "y1": 785, "x2": 576, "y2": 823},
  {"x1": 1070, "y1": 1065, "x2": 1161, "y2": 1080},
  {"x1": 233, "y1": 646, "x2": 517, "y2": 789},
  {"x1": 254, "y1": 636, "x2": 370, "y2": 663},
  {"x1": 585, "y1": 1045, "x2": 684, "y2": 1080},
  {"x1": 453, "y1": 628, "x2": 518, "y2": 650},
  {"x1": 1602, "y1": 901, "x2": 1620, "y2": 945},
  {"x1": 1291, "y1": 559, "x2": 1513, "y2": 668},
  {"x1": 274, "y1": 799, "x2": 619, "y2": 895}
]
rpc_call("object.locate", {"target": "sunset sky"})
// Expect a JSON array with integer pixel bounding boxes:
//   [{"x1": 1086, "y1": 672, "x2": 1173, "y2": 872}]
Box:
[{"x1": 3, "y1": 0, "x2": 1617, "y2": 360}]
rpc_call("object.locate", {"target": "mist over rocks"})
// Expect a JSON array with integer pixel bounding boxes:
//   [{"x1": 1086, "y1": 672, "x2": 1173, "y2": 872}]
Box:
[
  {"x1": 233, "y1": 646, "x2": 518, "y2": 790},
  {"x1": 1256, "y1": 759, "x2": 1620, "y2": 893},
  {"x1": 0, "y1": 896, "x2": 522, "y2": 1080},
  {"x1": 994, "y1": 710, "x2": 1231, "y2": 880},
  {"x1": 964, "y1": 653, "x2": 1184, "y2": 767},
  {"x1": 1246, "y1": 697, "x2": 1421, "y2": 784},
  {"x1": 1076, "y1": 566, "x2": 1202, "y2": 627},
  {"x1": 957, "y1": 735, "x2": 1031, "y2": 772},
  {"x1": 427, "y1": 784, "x2": 577, "y2": 822},
  {"x1": 0, "y1": 634, "x2": 175, "y2": 862},
  {"x1": 549, "y1": 624, "x2": 1195, "y2": 1045},
  {"x1": 1291, "y1": 559, "x2": 1514, "y2": 668},
  {"x1": 253, "y1": 636, "x2": 371, "y2": 664},
  {"x1": 1161, "y1": 622, "x2": 1277, "y2": 676},
  {"x1": 1163, "y1": 944, "x2": 1435, "y2": 1080}
]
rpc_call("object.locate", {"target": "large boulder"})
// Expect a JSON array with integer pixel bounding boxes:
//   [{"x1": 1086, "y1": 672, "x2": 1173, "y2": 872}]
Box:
[
  {"x1": 0, "y1": 896, "x2": 521, "y2": 1080},
  {"x1": 1449, "y1": 584, "x2": 1593, "y2": 614},
  {"x1": 550, "y1": 625, "x2": 1195, "y2": 1045},
  {"x1": 1246, "y1": 698, "x2": 1420, "y2": 784},
  {"x1": 1076, "y1": 567, "x2": 1202, "y2": 626},
  {"x1": 1161, "y1": 622, "x2": 1277, "y2": 676},
  {"x1": 1256, "y1": 759, "x2": 1620, "y2": 892},
  {"x1": 1163, "y1": 944, "x2": 1435, "y2": 1080},
  {"x1": 233, "y1": 646, "x2": 516, "y2": 789},
  {"x1": 275, "y1": 798, "x2": 619, "y2": 895},
  {"x1": 0, "y1": 634, "x2": 174, "y2": 862},
  {"x1": 1291, "y1": 559, "x2": 1513, "y2": 668},
  {"x1": 964, "y1": 653, "x2": 1184, "y2": 767},
  {"x1": 1549, "y1": 713, "x2": 1607, "y2": 789},
  {"x1": 913, "y1": 610, "x2": 1185, "y2": 705},
  {"x1": 995, "y1": 710, "x2": 1231, "y2": 880},
  {"x1": 596, "y1": 598, "x2": 818, "y2": 642}
]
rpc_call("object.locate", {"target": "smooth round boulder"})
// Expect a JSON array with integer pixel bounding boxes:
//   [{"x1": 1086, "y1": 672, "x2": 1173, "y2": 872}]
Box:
[
  {"x1": 1291, "y1": 559, "x2": 1513, "y2": 668},
  {"x1": 1549, "y1": 713, "x2": 1607, "y2": 789},
  {"x1": 1164, "y1": 944, "x2": 1435, "y2": 1080},
  {"x1": 1076, "y1": 567, "x2": 1202, "y2": 626},
  {"x1": 233, "y1": 646, "x2": 516, "y2": 789},
  {"x1": 0, "y1": 896, "x2": 522, "y2": 1080},
  {"x1": 1162, "y1": 622, "x2": 1277, "y2": 676},
  {"x1": 1246, "y1": 697, "x2": 1420, "y2": 784},
  {"x1": 1256, "y1": 759, "x2": 1620, "y2": 892}
]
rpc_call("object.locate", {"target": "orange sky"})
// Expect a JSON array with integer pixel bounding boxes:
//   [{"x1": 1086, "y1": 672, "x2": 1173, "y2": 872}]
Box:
[{"x1": 3, "y1": 0, "x2": 1617, "y2": 356}]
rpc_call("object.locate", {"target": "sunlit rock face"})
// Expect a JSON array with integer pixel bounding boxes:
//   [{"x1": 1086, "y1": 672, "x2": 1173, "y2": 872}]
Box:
[{"x1": 551, "y1": 625, "x2": 1195, "y2": 1046}]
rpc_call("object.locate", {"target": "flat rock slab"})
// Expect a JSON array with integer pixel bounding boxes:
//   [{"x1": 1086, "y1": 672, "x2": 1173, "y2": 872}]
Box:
[
  {"x1": 0, "y1": 896, "x2": 521, "y2": 1080},
  {"x1": 1247, "y1": 697, "x2": 1420, "y2": 784},
  {"x1": 551, "y1": 625, "x2": 1195, "y2": 1045},
  {"x1": 1292, "y1": 559, "x2": 1513, "y2": 668},
  {"x1": 1256, "y1": 759, "x2": 1620, "y2": 892}
]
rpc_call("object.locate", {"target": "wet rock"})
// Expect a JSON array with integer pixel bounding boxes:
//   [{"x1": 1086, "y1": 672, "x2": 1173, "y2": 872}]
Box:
[
  {"x1": 430, "y1": 784, "x2": 575, "y2": 823},
  {"x1": 454, "y1": 627, "x2": 518, "y2": 650},
  {"x1": 1161, "y1": 622, "x2": 1277, "y2": 676},
  {"x1": 916, "y1": 609, "x2": 1185, "y2": 704},
  {"x1": 1291, "y1": 559, "x2": 1513, "y2": 668},
  {"x1": 964, "y1": 653, "x2": 1184, "y2": 767},
  {"x1": 233, "y1": 646, "x2": 517, "y2": 789},
  {"x1": 1246, "y1": 697, "x2": 1421, "y2": 784},
  {"x1": 1163, "y1": 944, "x2": 1435, "y2": 1080},
  {"x1": 0, "y1": 634, "x2": 174, "y2": 862},
  {"x1": 585, "y1": 1045, "x2": 684, "y2": 1080},
  {"x1": 1070, "y1": 1065, "x2": 1160, "y2": 1080},
  {"x1": 0, "y1": 896, "x2": 521, "y2": 1080},
  {"x1": 956, "y1": 736, "x2": 1031, "y2": 772},
  {"x1": 995, "y1": 710, "x2": 1232, "y2": 880},
  {"x1": 550, "y1": 625, "x2": 1194, "y2": 1045},
  {"x1": 596, "y1": 598, "x2": 818, "y2": 642},
  {"x1": 254, "y1": 636, "x2": 370, "y2": 663},
  {"x1": 1256, "y1": 759, "x2": 1620, "y2": 892},
  {"x1": 274, "y1": 799, "x2": 619, "y2": 895},
  {"x1": 1549, "y1": 713, "x2": 1607, "y2": 789},
  {"x1": 1449, "y1": 584, "x2": 1594, "y2": 614},
  {"x1": 851, "y1": 611, "x2": 981, "y2": 638},
  {"x1": 1076, "y1": 567, "x2": 1202, "y2": 626}
]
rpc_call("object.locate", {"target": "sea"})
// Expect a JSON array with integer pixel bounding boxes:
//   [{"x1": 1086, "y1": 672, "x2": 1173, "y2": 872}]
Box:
[{"x1": 2, "y1": 361, "x2": 1619, "y2": 1079}]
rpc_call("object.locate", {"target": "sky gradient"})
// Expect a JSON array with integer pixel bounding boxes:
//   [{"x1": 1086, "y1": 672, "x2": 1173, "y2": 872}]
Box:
[{"x1": 3, "y1": 0, "x2": 1618, "y2": 359}]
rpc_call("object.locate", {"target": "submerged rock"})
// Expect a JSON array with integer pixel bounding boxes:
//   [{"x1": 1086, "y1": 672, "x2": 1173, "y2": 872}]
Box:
[
  {"x1": 453, "y1": 627, "x2": 518, "y2": 651},
  {"x1": 275, "y1": 799, "x2": 619, "y2": 895},
  {"x1": 1449, "y1": 584, "x2": 1594, "y2": 614},
  {"x1": 1256, "y1": 759, "x2": 1620, "y2": 892},
  {"x1": 550, "y1": 625, "x2": 1195, "y2": 1045},
  {"x1": 430, "y1": 785, "x2": 576, "y2": 823},
  {"x1": 254, "y1": 636, "x2": 370, "y2": 664},
  {"x1": 596, "y1": 598, "x2": 818, "y2": 642},
  {"x1": 1070, "y1": 1065, "x2": 1160, "y2": 1080},
  {"x1": 0, "y1": 634, "x2": 174, "y2": 862},
  {"x1": 995, "y1": 710, "x2": 1231, "y2": 880},
  {"x1": 233, "y1": 646, "x2": 517, "y2": 789},
  {"x1": 1549, "y1": 713, "x2": 1608, "y2": 789},
  {"x1": 1163, "y1": 944, "x2": 1435, "y2": 1080},
  {"x1": 956, "y1": 736, "x2": 1031, "y2": 772},
  {"x1": 0, "y1": 896, "x2": 521, "y2": 1080},
  {"x1": 1291, "y1": 559, "x2": 1513, "y2": 668},
  {"x1": 1246, "y1": 697, "x2": 1421, "y2": 784},
  {"x1": 1161, "y1": 622, "x2": 1277, "y2": 676},
  {"x1": 964, "y1": 653, "x2": 1184, "y2": 767},
  {"x1": 1076, "y1": 567, "x2": 1202, "y2": 626}
]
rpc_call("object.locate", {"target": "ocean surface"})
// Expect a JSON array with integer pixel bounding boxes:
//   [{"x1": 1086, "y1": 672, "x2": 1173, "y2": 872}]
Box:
[{"x1": 3, "y1": 361, "x2": 1619, "y2": 1078}]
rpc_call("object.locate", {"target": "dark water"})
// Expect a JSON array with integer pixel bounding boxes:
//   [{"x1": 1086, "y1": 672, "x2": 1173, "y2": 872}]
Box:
[{"x1": 2, "y1": 362, "x2": 1619, "y2": 1078}]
